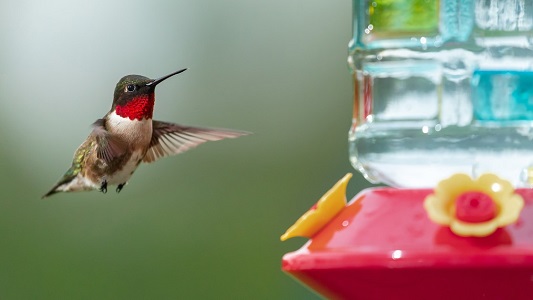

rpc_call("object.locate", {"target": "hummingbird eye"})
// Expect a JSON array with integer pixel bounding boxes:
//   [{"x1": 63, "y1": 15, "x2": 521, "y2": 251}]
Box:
[{"x1": 125, "y1": 84, "x2": 136, "y2": 92}]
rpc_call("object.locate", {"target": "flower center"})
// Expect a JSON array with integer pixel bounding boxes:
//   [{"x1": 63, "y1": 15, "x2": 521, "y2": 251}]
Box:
[{"x1": 455, "y1": 191, "x2": 497, "y2": 223}]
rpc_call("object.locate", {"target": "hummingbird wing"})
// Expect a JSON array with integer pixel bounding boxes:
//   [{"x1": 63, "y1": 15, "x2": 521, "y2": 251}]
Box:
[
  {"x1": 143, "y1": 120, "x2": 249, "y2": 163},
  {"x1": 92, "y1": 119, "x2": 127, "y2": 163}
]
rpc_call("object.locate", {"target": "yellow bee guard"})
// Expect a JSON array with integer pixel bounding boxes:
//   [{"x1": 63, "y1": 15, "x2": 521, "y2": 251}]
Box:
[
  {"x1": 281, "y1": 173, "x2": 352, "y2": 241},
  {"x1": 424, "y1": 173, "x2": 524, "y2": 237}
]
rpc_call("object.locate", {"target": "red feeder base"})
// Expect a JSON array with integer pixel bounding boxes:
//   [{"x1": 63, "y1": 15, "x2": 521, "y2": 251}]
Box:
[{"x1": 282, "y1": 188, "x2": 533, "y2": 300}]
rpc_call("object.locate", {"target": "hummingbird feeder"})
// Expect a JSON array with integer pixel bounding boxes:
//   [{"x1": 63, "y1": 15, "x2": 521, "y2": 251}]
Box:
[{"x1": 281, "y1": 1, "x2": 533, "y2": 299}]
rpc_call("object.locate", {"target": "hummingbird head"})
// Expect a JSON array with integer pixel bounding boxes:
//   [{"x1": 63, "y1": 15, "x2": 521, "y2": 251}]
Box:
[{"x1": 111, "y1": 68, "x2": 187, "y2": 120}]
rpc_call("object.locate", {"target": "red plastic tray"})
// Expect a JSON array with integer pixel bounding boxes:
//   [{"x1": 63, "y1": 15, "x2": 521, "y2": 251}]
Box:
[{"x1": 282, "y1": 188, "x2": 533, "y2": 299}]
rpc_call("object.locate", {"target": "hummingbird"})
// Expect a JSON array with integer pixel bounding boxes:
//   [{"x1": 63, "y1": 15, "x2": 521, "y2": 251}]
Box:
[{"x1": 42, "y1": 68, "x2": 247, "y2": 198}]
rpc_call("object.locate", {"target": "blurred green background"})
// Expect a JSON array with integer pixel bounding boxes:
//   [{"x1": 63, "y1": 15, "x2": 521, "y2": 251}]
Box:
[{"x1": 0, "y1": 0, "x2": 374, "y2": 299}]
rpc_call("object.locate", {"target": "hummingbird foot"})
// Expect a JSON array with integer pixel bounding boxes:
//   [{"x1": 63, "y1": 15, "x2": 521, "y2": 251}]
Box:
[
  {"x1": 116, "y1": 183, "x2": 125, "y2": 193},
  {"x1": 100, "y1": 180, "x2": 108, "y2": 194}
]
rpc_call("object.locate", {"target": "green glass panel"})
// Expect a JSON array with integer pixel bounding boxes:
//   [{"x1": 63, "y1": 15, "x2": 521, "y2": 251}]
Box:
[{"x1": 369, "y1": 0, "x2": 439, "y2": 34}]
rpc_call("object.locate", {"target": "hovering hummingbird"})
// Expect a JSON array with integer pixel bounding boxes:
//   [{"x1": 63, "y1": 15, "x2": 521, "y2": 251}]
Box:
[{"x1": 43, "y1": 68, "x2": 247, "y2": 198}]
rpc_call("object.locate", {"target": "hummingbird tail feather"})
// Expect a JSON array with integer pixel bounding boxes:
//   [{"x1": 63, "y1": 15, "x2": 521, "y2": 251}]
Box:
[
  {"x1": 41, "y1": 170, "x2": 92, "y2": 199},
  {"x1": 41, "y1": 177, "x2": 75, "y2": 199},
  {"x1": 42, "y1": 187, "x2": 61, "y2": 199}
]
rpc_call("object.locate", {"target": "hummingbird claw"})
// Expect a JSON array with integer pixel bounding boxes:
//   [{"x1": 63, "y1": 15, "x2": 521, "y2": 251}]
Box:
[
  {"x1": 100, "y1": 180, "x2": 108, "y2": 194},
  {"x1": 116, "y1": 183, "x2": 125, "y2": 193}
]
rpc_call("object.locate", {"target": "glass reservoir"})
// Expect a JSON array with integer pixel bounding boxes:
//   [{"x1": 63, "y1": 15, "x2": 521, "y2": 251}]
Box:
[{"x1": 349, "y1": 0, "x2": 533, "y2": 187}]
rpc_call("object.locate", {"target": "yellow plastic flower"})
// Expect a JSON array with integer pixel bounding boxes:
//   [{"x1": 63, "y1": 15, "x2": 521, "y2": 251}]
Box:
[
  {"x1": 424, "y1": 173, "x2": 524, "y2": 237},
  {"x1": 280, "y1": 173, "x2": 352, "y2": 241}
]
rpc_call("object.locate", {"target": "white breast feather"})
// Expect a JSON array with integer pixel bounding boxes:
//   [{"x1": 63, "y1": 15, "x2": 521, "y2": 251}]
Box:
[{"x1": 105, "y1": 111, "x2": 153, "y2": 184}]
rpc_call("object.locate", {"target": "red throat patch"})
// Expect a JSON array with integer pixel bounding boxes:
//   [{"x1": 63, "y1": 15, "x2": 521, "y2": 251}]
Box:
[{"x1": 115, "y1": 94, "x2": 155, "y2": 120}]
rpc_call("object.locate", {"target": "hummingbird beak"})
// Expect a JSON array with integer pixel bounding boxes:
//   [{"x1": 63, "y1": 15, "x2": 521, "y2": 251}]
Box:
[{"x1": 146, "y1": 68, "x2": 188, "y2": 87}]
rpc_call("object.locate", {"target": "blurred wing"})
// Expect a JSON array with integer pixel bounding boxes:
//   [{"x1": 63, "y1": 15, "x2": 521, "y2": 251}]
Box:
[
  {"x1": 92, "y1": 119, "x2": 127, "y2": 163},
  {"x1": 143, "y1": 120, "x2": 249, "y2": 163}
]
